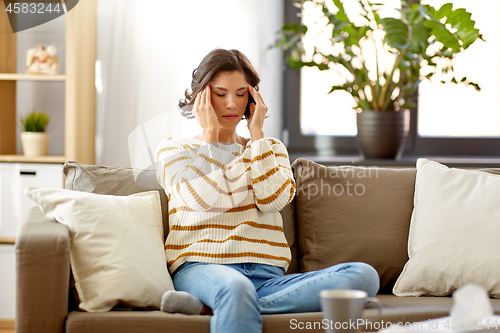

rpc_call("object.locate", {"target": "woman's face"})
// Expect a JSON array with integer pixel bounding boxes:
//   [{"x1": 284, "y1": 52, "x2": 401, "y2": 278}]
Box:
[{"x1": 208, "y1": 71, "x2": 249, "y2": 129}]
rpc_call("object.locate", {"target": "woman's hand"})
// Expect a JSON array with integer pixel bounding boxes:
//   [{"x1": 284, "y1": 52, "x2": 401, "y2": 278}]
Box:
[
  {"x1": 193, "y1": 85, "x2": 220, "y2": 137},
  {"x1": 246, "y1": 85, "x2": 267, "y2": 141}
]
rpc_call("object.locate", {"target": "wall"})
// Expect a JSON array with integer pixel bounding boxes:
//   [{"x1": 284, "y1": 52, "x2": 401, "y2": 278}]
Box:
[{"x1": 96, "y1": 0, "x2": 285, "y2": 167}]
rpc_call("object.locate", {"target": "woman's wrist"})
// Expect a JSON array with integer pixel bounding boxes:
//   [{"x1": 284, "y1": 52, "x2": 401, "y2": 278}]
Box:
[
  {"x1": 250, "y1": 129, "x2": 264, "y2": 141},
  {"x1": 204, "y1": 129, "x2": 219, "y2": 145}
]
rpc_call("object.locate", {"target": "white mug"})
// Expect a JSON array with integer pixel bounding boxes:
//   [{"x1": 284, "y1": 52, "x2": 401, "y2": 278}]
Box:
[{"x1": 320, "y1": 289, "x2": 382, "y2": 333}]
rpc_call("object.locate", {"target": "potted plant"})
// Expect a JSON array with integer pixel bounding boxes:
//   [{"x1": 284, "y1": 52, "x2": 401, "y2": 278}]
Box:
[
  {"x1": 272, "y1": 0, "x2": 483, "y2": 158},
  {"x1": 20, "y1": 110, "x2": 50, "y2": 156}
]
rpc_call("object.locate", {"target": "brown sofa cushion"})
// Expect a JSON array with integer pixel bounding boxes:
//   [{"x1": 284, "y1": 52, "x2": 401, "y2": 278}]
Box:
[
  {"x1": 62, "y1": 161, "x2": 299, "y2": 274},
  {"x1": 291, "y1": 158, "x2": 416, "y2": 293}
]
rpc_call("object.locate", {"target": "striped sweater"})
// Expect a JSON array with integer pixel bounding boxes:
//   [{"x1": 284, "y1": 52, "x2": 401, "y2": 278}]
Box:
[{"x1": 155, "y1": 136, "x2": 296, "y2": 274}]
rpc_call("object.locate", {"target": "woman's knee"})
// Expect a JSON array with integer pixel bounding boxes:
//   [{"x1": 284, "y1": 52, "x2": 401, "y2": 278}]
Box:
[
  {"x1": 216, "y1": 275, "x2": 258, "y2": 305},
  {"x1": 347, "y1": 262, "x2": 380, "y2": 297}
]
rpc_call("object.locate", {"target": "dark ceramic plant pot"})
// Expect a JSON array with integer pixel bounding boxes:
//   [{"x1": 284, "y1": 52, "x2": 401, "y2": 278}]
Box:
[{"x1": 356, "y1": 110, "x2": 410, "y2": 159}]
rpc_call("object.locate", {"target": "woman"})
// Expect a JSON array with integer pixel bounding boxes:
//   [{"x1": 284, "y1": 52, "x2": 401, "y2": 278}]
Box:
[{"x1": 155, "y1": 48, "x2": 379, "y2": 333}]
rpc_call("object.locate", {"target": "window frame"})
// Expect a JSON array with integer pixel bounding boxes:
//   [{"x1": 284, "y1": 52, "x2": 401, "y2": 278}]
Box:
[{"x1": 282, "y1": 0, "x2": 500, "y2": 158}]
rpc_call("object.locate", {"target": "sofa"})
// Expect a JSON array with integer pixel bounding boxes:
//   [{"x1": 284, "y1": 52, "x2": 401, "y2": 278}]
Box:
[{"x1": 15, "y1": 158, "x2": 500, "y2": 333}]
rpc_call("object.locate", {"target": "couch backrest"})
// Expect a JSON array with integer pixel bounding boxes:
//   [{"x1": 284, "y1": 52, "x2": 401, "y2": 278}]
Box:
[
  {"x1": 62, "y1": 161, "x2": 301, "y2": 273},
  {"x1": 63, "y1": 160, "x2": 500, "y2": 293},
  {"x1": 290, "y1": 158, "x2": 500, "y2": 293},
  {"x1": 61, "y1": 158, "x2": 420, "y2": 290}
]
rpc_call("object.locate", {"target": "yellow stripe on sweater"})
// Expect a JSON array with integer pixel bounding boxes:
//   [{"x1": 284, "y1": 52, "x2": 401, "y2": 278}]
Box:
[
  {"x1": 252, "y1": 166, "x2": 279, "y2": 184},
  {"x1": 165, "y1": 235, "x2": 289, "y2": 250},
  {"x1": 185, "y1": 164, "x2": 221, "y2": 190},
  {"x1": 255, "y1": 178, "x2": 295, "y2": 206},
  {"x1": 196, "y1": 152, "x2": 227, "y2": 169},
  {"x1": 170, "y1": 221, "x2": 284, "y2": 232},
  {"x1": 166, "y1": 164, "x2": 221, "y2": 192},
  {"x1": 167, "y1": 252, "x2": 291, "y2": 268},
  {"x1": 178, "y1": 177, "x2": 212, "y2": 210},
  {"x1": 167, "y1": 176, "x2": 294, "y2": 213},
  {"x1": 168, "y1": 203, "x2": 258, "y2": 215},
  {"x1": 251, "y1": 150, "x2": 274, "y2": 164}
]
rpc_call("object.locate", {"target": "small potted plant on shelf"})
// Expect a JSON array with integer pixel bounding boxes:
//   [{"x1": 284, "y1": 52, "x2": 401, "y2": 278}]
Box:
[
  {"x1": 20, "y1": 110, "x2": 50, "y2": 157},
  {"x1": 272, "y1": 0, "x2": 483, "y2": 159}
]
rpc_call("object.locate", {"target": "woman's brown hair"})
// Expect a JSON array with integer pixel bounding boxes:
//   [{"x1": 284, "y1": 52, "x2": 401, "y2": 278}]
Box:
[{"x1": 179, "y1": 48, "x2": 261, "y2": 121}]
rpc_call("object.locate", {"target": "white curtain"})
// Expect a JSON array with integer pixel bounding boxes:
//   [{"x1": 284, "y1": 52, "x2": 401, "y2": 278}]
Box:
[{"x1": 96, "y1": 0, "x2": 285, "y2": 167}]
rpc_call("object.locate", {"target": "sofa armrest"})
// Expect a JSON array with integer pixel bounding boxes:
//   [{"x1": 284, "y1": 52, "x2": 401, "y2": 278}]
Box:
[{"x1": 15, "y1": 206, "x2": 71, "y2": 333}]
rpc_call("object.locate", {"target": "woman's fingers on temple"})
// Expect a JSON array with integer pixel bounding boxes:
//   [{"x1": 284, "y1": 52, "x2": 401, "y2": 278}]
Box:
[
  {"x1": 200, "y1": 88, "x2": 206, "y2": 110},
  {"x1": 253, "y1": 88, "x2": 267, "y2": 110},
  {"x1": 206, "y1": 85, "x2": 211, "y2": 106},
  {"x1": 195, "y1": 88, "x2": 203, "y2": 110},
  {"x1": 251, "y1": 86, "x2": 262, "y2": 105},
  {"x1": 256, "y1": 90, "x2": 264, "y2": 105}
]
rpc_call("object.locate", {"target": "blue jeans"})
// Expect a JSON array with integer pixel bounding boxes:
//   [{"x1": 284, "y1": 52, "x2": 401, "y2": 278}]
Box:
[{"x1": 172, "y1": 261, "x2": 380, "y2": 333}]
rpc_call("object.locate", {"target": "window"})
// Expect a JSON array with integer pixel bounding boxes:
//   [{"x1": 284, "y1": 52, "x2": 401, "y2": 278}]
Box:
[
  {"x1": 418, "y1": 0, "x2": 500, "y2": 138},
  {"x1": 283, "y1": 0, "x2": 500, "y2": 157}
]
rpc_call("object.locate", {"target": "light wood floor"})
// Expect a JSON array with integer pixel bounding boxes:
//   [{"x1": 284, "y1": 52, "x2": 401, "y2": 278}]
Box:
[{"x1": 0, "y1": 329, "x2": 14, "y2": 333}]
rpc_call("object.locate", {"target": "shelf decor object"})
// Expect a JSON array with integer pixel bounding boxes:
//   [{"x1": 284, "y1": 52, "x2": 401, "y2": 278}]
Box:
[
  {"x1": 25, "y1": 44, "x2": 58, "y2": 74},
  {"x1": 20, "y1": 111, "x2": 50, "y2": 156}
]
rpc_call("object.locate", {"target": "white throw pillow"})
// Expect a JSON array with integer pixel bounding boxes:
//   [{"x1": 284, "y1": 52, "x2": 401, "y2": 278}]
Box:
[
  {"x1": 24, "y1": 187, "x2": 174, "y2": 312},
  {"x1": 393, "y1": 158, "x2": 500, "y2": 298}
]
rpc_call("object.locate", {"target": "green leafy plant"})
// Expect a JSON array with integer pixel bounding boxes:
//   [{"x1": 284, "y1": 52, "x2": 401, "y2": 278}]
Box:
[
  {"x1": 272, "y1": 0, "x2": 484, "y2": 111},
  {"x1": 20, "y1": 111, "x2": 50, "y2": 132}
]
